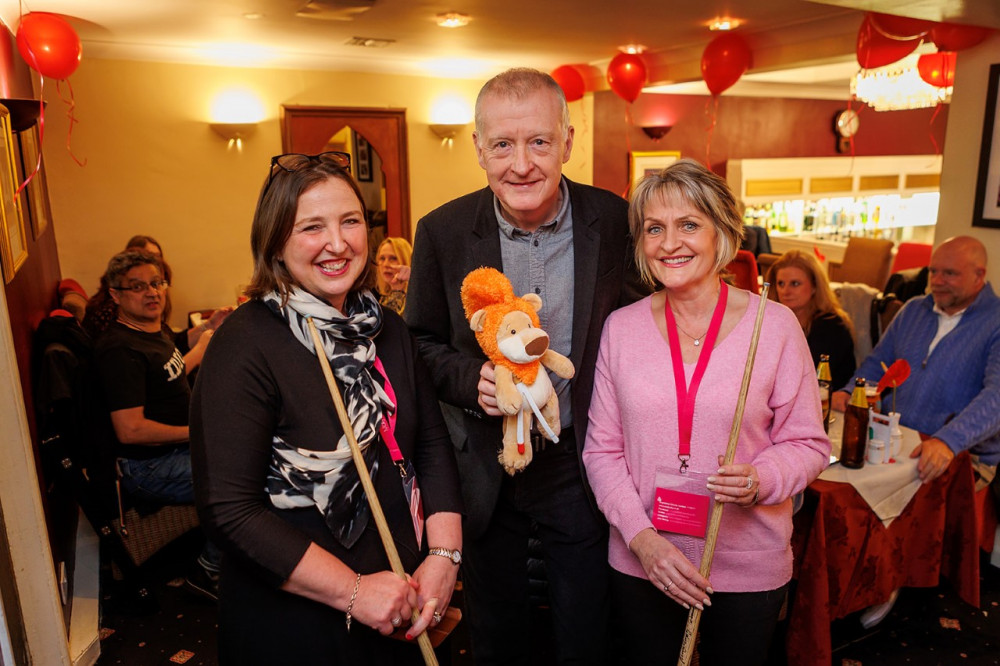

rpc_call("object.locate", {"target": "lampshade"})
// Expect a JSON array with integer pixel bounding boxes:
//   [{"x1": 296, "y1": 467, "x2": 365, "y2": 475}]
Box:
[
  {"x1": 430, "y1": 123, "x2": 467, "y2": 139},
  {"x1": 641, "y1": 125, "x2": 672, "y2": 140}
]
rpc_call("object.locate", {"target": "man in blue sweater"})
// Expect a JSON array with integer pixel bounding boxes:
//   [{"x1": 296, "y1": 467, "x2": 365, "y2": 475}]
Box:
[
  {"x1": 833, "y1": 235, "x2": 998, "y2": 628},
  {"x1": 833, "y1": 235, "x2": 999, "y2": 483}
]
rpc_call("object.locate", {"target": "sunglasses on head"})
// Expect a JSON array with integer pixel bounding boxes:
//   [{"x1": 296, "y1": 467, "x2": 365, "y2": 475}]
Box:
[{"x1": 262, "y1": 151, "x2": 352, "y2": 196}]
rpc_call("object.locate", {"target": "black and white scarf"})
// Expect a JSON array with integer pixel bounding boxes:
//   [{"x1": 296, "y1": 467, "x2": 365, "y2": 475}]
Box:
[{"x1": 263, "y1": 287, "x2": 391, "y2": 549}]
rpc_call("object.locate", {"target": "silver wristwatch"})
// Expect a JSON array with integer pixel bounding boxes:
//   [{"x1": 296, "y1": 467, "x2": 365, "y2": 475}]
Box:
[{"x1": 428, "y1": 547, "x2": 462, "y2": 565}]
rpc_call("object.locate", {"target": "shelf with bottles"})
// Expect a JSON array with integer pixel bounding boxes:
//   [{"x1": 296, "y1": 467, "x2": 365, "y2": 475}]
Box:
[{"x1": 743, "y1": 192, "x2": 939, "y2": 244}]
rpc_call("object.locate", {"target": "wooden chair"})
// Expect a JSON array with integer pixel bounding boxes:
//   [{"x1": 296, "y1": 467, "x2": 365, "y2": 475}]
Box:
[
  {"x1": 726, "y1": 249, "x2": 760, "y2": 293},
  {"x1": 827, "y1": 237, "x2": 895, "y2": 291}
]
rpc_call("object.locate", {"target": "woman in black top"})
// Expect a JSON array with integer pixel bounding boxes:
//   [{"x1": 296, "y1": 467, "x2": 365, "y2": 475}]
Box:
[
  {"x1": 766, "y1": 249, "x2": 856, "y2": 389},
  {"x1": 190, "y1": 152, "x2": 462, "y2": 665}
]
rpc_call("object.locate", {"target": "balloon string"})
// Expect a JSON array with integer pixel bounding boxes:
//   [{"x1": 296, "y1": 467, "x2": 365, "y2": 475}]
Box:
[
  {"x1": 622, "y1": 102, "x2": 634, "y2": 198},
  {"x1": 929, "y1": 102, "x2": 943, "y2": 155},
  {"x1": 56, "y1": 78, "x2": 87, "y2": 167},
  {"x1": 704, "y1": 96, "x2": 718, "y2": 168},
  {"x1": 15, "y1": 72, "x2": 46, "y2": 198}
]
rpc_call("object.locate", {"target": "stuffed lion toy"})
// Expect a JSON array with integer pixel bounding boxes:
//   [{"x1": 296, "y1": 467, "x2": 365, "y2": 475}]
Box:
[{"x1": 460, "y1": 267, "x2": 575, "y2": 474}]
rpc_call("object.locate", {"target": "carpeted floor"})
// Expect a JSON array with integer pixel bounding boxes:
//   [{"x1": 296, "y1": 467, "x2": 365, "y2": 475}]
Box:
[{"x1": 95, "y1": 538, "x2": 1000, "y2": 666}]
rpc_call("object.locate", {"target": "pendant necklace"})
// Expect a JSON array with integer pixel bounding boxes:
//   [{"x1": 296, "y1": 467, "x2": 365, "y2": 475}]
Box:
[{"x1": 671, "y1": 319, "x2": 707, "y2": 346}]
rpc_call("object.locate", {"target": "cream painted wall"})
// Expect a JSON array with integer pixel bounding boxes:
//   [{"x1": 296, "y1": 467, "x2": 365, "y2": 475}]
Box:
[
  {"x1": 41, "y1": 59, "x2": 595, "y2": 328},
  {"x1": 938, "y1": 36, "x2": 1000, "y2": 286}
]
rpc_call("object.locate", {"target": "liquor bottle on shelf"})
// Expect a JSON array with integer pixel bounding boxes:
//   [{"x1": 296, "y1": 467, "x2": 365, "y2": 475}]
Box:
[
  {"x1": 840, "y1": 377, "x2": 869, "y2": 469},
  {"x1": 817, "y1": 354, "x2": 832, "y2": 433}
]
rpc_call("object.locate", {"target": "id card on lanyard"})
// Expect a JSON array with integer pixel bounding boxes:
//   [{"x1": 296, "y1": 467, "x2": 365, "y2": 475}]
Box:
[
  {"x1": 649, "y1": 281, "x2": 728, "y2": 538},
  {"x1": 373, "y1": 357, "x2": 424, "y2": 547}
]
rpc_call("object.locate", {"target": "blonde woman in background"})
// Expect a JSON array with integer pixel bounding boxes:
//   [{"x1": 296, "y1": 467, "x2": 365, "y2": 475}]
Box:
[
  {"x1": 375, "y1": 237, "x2": 413, "y2": 315},
  {"x1": 765, "y1": 249, "x2": 856, "y2": 389}
]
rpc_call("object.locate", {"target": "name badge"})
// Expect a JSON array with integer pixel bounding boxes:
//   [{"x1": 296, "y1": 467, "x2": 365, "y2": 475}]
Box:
[
  {"x1": 651, "y1": 468, "x2": 711, "y2": 538},
  {"x1": 401, "y1": 460, "x2": 424, "y2": 546}
]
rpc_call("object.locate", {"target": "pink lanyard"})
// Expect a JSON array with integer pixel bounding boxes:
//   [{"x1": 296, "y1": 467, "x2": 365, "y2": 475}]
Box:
[
  {"x1": 663, "y1": 280, "x2": 729, "y2": 472},
  {"x1": 372, "y1": 357, "x2": 404, "y2": 466}
]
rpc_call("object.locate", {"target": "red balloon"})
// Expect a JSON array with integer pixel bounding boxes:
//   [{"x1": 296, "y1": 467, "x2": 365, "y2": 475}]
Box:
[
  {"x1": 701, "y1": 33, "x2": 751, "y2": 96},
  {"x1": 930, "y1": 22, "x2": 992, "y2": 52},
  {"x1": 856, "y1": 14, "x2": 920, "y2": 69},
  {"x1": 551, "y1": 65, "x2": 586, "y2": 103},
  {"x1": 606, "y1": 53, "x2": 646, "y2": 104},
  {"x1": 869, "y1": 12, "x2": 934, "y2": 40},
  {"x1": 16, "y1": 12, "x2": 82, "y2": 79},
  {"x1": 917, "y1": 52, "x2": 957, "y2": 88}
]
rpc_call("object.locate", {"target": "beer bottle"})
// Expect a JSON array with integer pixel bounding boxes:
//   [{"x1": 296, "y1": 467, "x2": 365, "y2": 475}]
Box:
[
  {"x1": 817, "y1": 354, "x2": 832, "y2": 433},
  {"x1": 840, "y1": 377, "x2": 869, "y2": 469}
]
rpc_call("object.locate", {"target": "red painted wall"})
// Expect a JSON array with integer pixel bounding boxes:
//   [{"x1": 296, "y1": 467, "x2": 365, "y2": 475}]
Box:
[{"x1": 593, "y1": 91, "x2": 949, "y2": 195}]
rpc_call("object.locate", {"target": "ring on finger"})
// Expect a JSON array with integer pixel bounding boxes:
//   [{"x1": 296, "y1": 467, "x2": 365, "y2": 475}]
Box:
[
  {"x1": 433, "y1": 611, "x2": 443, "y2": 623},
  {"x1": 391, "y1": 616, "x2": 402, "y2": 627},
  {"x1": 745, "y1": 476, "x2": 754, "y2": 490},
  {"x1": 663, "y1": 580, "x2": 674, "y2": 593}
]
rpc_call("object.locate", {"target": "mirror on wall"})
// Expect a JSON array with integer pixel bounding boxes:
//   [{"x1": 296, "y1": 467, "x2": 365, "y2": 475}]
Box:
[{"x1": 324, "y1": 126, "x2": 387, "y2": 261}]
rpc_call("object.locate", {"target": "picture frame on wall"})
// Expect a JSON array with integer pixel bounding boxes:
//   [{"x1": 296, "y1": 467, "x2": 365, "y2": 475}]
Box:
[
  {"x1": 628, "y1": 150, "x2": 682, "y2": 194},
  {"x1": 354, "y1": 133, "x2": 373, "y2": 182},
  {"x1": 18, "y1": 124, "x2": 50, "y2": 240},
  {"x1": 0, "y1": 105, "x2": 27, "y2": 284},
  {"x1": 973, "y1": 63, "x2": 1000, "y2": 229}
]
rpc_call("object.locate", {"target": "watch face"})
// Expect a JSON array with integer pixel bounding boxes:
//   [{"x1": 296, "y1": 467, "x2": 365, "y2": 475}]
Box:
[{"x1": 835, "y1": 109, "x2": 860, "y2": 138}]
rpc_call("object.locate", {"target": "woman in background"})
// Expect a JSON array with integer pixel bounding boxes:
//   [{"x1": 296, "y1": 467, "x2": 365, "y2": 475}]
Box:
[
  {"x1": 583, "y1": 159, "x2": 829, "y2": 665},
  {"x1": 765, "y1": 249, "x2": 856, "y2": 389},
  {"x1": 374, "y1": 237, "x2": 412, "y2": 315},
  {"x1": 191, "y1": 151, "x2": 462, "y2": 664}
]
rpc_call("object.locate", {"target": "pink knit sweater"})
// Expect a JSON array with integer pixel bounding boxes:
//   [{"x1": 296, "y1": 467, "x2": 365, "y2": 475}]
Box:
[{"x1": 583, "y1": 292, "x2": 830, "y2": 592}]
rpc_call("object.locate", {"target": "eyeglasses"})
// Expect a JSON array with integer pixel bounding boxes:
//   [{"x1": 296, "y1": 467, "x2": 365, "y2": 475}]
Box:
[
  {"x1": 111, "y1": 279, "x2": 170, "y2": 293},
  {"x1": 262, "y1": 151, "x2": 352, "y2": 196}
]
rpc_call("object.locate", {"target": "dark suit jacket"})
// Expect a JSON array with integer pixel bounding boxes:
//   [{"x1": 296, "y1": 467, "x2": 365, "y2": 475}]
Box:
[{"x1": 405, "y1": 178, "x2": 646, "y2": 539}]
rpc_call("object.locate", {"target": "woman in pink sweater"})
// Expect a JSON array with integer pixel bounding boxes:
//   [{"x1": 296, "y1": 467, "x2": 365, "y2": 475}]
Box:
[{"x1": 583, "y1": 159, "x2": 829, "y2": 665}]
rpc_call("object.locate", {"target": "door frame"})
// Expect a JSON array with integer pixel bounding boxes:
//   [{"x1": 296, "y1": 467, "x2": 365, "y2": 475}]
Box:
[{"x1": 281, "y1": 106, "x2": 411, "y2": 239}]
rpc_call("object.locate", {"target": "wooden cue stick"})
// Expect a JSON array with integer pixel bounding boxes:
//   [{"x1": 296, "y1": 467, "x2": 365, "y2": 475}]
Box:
[
  {"x1": 306, "y1": 318, "x2": 439, "y2": 666},
  {"x1": 677, "y1": 283, "x2": 770, "y2": 666}
]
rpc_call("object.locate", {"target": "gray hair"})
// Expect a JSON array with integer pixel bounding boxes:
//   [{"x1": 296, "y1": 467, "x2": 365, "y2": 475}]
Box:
[
  {"x1": 474, "y1": 68, "x2": 570, "y2": 137},
  {"x1": 628, "y1": 158, "x2": 745, "y2": 287}
]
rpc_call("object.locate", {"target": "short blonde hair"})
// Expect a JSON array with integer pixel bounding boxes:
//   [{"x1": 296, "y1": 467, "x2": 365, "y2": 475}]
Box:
[
  {"x1": 475, "y1": 68, "x2": 570, "y2": 138},
  {"x1": 628, "y1": 158, "x2": 745, "y2": 287},
  {"x1": 374, "y1": 236, "x2": 413, "y2": 294}
]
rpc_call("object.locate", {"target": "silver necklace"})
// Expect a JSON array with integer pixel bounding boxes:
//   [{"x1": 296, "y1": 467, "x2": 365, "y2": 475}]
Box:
[{"x1": 671, "y1": 317, "x2": 707, "y2": 346}]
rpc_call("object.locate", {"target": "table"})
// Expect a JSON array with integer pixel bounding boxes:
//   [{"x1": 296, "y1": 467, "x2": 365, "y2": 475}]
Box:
[{"x1": 786, "y1": 429, "x2": 980, "y2": 666}]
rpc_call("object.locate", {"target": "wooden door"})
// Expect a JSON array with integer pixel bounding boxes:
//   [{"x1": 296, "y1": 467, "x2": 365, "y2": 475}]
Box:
[{"x1": 281, "y1": 106, "x2": 411, "y2": 239}]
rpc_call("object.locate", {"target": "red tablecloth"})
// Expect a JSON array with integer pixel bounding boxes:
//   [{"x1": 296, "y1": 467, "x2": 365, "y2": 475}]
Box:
[{"x1": 787, "y1": 452, "x2": 980, "y2": 666}]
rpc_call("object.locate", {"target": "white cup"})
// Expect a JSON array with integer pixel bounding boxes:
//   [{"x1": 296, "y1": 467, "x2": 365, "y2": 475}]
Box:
[{"x1": 866, "y1": 438, "x2": 886, "y2": 465}]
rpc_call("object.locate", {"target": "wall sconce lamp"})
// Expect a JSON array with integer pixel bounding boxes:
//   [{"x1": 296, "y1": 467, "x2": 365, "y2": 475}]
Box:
[
  {"x1": 641, "y1": 125, "x2": 673, "y2": 140},
  {"x1": 210, "y1": 122, "x2": 258, "y2": 149},
  {"x1": 430, "y1": 123, "x2": 468, "y2": 140}
]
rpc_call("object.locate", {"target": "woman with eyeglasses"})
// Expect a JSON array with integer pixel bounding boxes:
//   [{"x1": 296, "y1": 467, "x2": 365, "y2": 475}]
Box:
[
  {"x1": 190, "y1": 152, "x2": 463, "y2": 664},
  {"x1": 83, "y1": 235, "x2": 230, "y2": 372}
]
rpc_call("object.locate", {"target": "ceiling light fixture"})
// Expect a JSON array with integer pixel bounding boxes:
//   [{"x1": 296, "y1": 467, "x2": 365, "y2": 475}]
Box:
[
  {"x1": 851, "y1": 57, "x2": 951, "y2": 111},
  {"x1": 619, "y1": 44, "x2": 646, "y2": 55},
  {"x1": 436, "y1": 12, "x2": 470, "y2": 28},
  {"x1": 709, "y1": 17, "x2": 742, "y2": 31}
]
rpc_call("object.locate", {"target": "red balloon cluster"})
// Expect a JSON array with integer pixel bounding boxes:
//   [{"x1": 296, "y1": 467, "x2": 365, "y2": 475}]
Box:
[
  {"x1": 917, "y1": 52, "x2": 957, "y2": 88},
  {"x1": 16, "y1": 12, "x2": 82, "y2": 79},
  {"x1": 606, "y1": 53, "x2": 647, "y2": 104},
  {"x1": 856, "y1": 11, "x2": 993, "y2": 71},
  {"x1": 701, "y1": 33, "x2": 751, "y2": 96},
  {"x1": 551, "y1": 65, "x2": 586, "y2": 103}
]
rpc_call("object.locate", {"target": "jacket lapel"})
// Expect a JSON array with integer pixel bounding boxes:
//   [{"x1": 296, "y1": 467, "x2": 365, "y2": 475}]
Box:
[
  {"x1": 568, "y1": 180, "x2": 600, "y2": 371},
  {"x1": 470, "y1": 187, "x2": 504, "y2": 271}
]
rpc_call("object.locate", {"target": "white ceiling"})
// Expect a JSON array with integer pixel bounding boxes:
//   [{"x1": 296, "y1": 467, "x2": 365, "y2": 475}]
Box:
[{"x1": 2, "y1": 0, "x2": 997, "y2": 97}]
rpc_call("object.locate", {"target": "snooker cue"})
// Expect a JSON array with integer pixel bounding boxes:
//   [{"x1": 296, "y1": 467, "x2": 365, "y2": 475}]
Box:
[
  {"x1": 677, "y1": 283, "x2": 770, "y2": 666},
  {"x1": 307, "y1": 318, "x2": 439, "y2": 666}
]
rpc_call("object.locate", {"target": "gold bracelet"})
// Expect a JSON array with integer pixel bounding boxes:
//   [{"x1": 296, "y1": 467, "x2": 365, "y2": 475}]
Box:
[{"x1": 345, "y1": 572, "x2": 362, "y2": 631}]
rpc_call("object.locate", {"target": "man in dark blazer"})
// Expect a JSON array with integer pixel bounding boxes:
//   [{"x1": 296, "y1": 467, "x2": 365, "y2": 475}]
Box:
[{"x1": 406, "y1": 68, "x2": 645, "y2": 664}]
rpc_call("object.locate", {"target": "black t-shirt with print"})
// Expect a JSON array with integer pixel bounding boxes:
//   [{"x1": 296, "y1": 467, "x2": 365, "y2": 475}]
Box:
[{"x1": 95, "y1": 321, "x2": 189, "y2": 459}]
